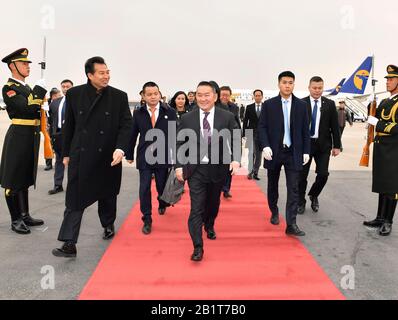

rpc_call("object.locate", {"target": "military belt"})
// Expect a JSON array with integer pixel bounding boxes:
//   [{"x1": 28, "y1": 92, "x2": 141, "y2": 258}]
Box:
[{"x1": 11, "y1": 119, "x2": 40, "y2": 126}]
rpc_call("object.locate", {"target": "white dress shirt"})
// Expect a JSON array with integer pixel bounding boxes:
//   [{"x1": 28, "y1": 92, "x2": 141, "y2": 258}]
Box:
[
  {"x1": 146, "y1": 103, "x2": 160, "y2": 123},
  {"x1": 390, "y1": 93, "x2": 398, "y2": 100},
  {"x1": 10, "y1": 77, "x2": 27, "y2": 86},
  {"x1": 58, "y1": 96, "x2": 66, "y2": 129},
  {"x1": 310, "y1": 96, "x2": 322, "y2": 139}
]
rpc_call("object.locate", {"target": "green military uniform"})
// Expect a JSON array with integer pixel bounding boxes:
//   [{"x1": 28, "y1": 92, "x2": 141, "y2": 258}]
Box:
[
  {"x1": 0, "y1": 48, "x2": 47, "y2": 234},
  {"x1": 365, "y1": 65, "x2": 398, "y2": 236}
]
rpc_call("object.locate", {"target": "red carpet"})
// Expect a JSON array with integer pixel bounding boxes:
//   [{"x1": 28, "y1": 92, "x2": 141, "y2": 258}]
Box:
[{"x1": 79, "y1": 174, "x2": 345, "y2": 300}]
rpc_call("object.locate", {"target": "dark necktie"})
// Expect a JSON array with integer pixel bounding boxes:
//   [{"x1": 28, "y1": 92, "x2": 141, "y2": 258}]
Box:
[
  {"x1": 61, "y1": 101, "x2": 66, "y2": 125},
  {"x1": 203, "y1": 112, "x2": 211, "y2": 144},
  {"x1": 310, "y1": 100, "x2": 319, "y2": 137}
]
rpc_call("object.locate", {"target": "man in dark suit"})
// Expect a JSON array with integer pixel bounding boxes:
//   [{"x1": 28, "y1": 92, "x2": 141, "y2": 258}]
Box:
[
  {"x1": 258, "y1": 71, "x2": 310, "y2": 236},
  {"x1": 176, "y1": 81, "x2": 241, "y2": 261},
  {"x1": 298, "y1": 77, "x2": 341, "y2": 214},
  {"x1": 48, "y1": 79, "x2": 74, "y2": 195},
  {"x1": 52, "y1": 57, "x2": 133, "y2": 257},
  {"x1": 219, "y1": 86, "x2": 241, "y2": 198},
  {"x1": 126, "y1": 82, "x2": 177, "y2": 235},
  {"x1": 187, "y1": 91, "x2": 196, "y2": 111},
  {"x1": 243, "y1": 89, "x2": 264, "y2": 180}
]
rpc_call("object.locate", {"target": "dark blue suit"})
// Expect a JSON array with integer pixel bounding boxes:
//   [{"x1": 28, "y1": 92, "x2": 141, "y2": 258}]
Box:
[
  {"x1": 126, "y1": 103, "x2": 177, "y2": 223},
  {"x1": 258, "y1": 95, "x2": 310, "y2": 225}
]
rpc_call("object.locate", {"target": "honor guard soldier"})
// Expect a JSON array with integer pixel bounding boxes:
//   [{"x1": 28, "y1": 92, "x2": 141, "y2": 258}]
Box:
[
  {"x1": 0, "y1": 48, "x2": 47, "y2": 234},
  {"x1": 364, "y1": 65, "x2": 398, "y2": 236}
]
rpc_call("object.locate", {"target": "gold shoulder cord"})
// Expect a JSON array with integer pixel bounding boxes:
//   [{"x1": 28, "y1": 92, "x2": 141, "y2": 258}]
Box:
[{"x1": 381, "y1": 100, "x2": 398, "y2": 121}]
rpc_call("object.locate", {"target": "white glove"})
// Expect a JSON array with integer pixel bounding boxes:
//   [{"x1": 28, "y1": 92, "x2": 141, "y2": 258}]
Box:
[
  {"x1": 303, "y1": 154, "x2": 310, "y2": 166},
  {"x1": 367, "y1": 116, "x2": 379, "y2": 126},
  {"x1": 35, "y1": 79, "x2": 47, "y2": 90},
  {"x1": 263, "y1": 147, "x2": 273, "y2": 161}
]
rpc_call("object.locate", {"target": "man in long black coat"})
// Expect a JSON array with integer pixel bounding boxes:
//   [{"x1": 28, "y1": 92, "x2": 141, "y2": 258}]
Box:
[{"x1": 52, "y1": 57, "x2": 133, "y2": 257}]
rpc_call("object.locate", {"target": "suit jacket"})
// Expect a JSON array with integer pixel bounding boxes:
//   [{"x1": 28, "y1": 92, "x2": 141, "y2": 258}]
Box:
[
  {"x1": 219, "y1": 102, "x2": 242, "y2": 129},
  {"x1": 63, "y1": 81, "x2": 133, "y2": 211},
  {"x1": 302, "y1": 96, "x2": 341, "y2": 152},
  {"x1": 126, "y1": 103, "x2": 177, "y2": 170},
  {"x1": 176, "y1": 107, "x2": 241, "y2": 183},
  {"x1": 48, "y1": 97, "x2": 65, "y2": 136},
  {"x1": 243, "y1": 103, "x2": 263, "y2": 137},
  {"x1": 258, "y1": 94, "x2": 310, "y2": 171}
]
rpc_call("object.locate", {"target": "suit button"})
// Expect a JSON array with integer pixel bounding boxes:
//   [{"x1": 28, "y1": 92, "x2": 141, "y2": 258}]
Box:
[
  {"x1": 98, "y1": 148, "x2": 103, "y2": 152},
  {"x1": 81, "y1": 147, "x2": 85, "y2": 152},
  {"x1": 83, "y1": 129, "x2": 87, "y2": 134},
  {"x1": 105, "y1": 112, "x2": 110, "y2": 116},
  {"x1": 79, "y1": 111, "x2": 83, "y2": 115},
  {"x1": 100, "y1": 131, "x2": 104, "y2": 135}
]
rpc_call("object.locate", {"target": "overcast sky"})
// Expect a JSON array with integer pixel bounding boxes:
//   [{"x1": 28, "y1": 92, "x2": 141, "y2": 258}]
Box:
[{"x1": 1, "y1": 0, "x2": 397, "y2": 100}]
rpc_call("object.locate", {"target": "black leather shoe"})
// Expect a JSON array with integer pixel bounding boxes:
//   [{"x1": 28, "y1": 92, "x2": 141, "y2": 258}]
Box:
[
  {"x1": 223, "y1": 191, "x2": 232, "y2": 199},
  {"x1": 297, "y1": 203, "x2": 306, "y2": 215},
  {"x1": 191, "y1": 247, "x2": 204, "y2": 262},
  {"x1": 379, "y1": 223, "x2": 392, "y2": 236},
  {"x1": 253, "y1": 174, "x2": 260, "y2": 181},
  {"x1": 52, "y1": 242, "x2": 77, "y2": 258},
  {"x1": 206, "y1": 228, "x2": 217, "y2": 240},
  {"x1": 270, "y1": 214, "x2": 280, "y2": 225},
  {"x1": 11, "y1": 219, "x2": 31, "y2": 235},
  {"x1": 44, "y1": 163, "x2": 53, "y2": 171},
  {"x1": 286, "y1": 224, "x2": 306, "y2": 236},
  {"x1": 363, "y1": 218, "x2": 384, "y2": 228},
  {"x1": 48, "y1": 186, "x2": 63, "y2": 195},
  {"x1": 310, "y1": 196, "x2": 319, "y2": 212},
  {"x1": 247, "y1": 173, "x2": 253, "y2": 180},
  {"x1": 158, "y1": 207, "x2": 166, "y2": 215},
  {"x1": 142, "y1": 222, "x2": 152, "y2": 235},
  {"x1": 21, "y1": 213, "x2": 44, "y2": 227},
  {"x1": 103, "y1": 224, "x2": 115, "y2": 240}
]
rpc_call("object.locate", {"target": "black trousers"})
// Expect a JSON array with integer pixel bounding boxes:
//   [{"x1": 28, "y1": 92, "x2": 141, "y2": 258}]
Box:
[
  {"x1": 139, "y1": 168, "x2": 169, "y2": 224},
  {"x1": 222, "y1": 173, "x2": 232, "y2": 193},
  {"x1": 298, "y1": 139, "x2": 331, "y2": 205},
  {"x1": 57, "y1": 195, "x2": 117, "y2": 244},
  {"x1": 248, "y1": 136, "x2": 262, "y2": 175},
  {"x1": 52, "y1": 134, "x2": 65, "y2": 187},
  {"x1": 188, "y1": 165, "x2": 224, "y2": 248},
  {"x1": 267, "y1": 148, "x2": 300, "y2": 226}
]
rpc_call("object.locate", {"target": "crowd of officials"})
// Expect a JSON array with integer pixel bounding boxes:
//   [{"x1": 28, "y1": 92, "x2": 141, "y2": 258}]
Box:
[{"x1": 1, "y1": 48, "x2": 398, "y2": 262}]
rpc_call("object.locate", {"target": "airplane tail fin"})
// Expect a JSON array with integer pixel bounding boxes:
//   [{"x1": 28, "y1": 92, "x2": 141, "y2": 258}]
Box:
[{"x1": 339, "y1": 56, "x2": 373, "y2": 94}]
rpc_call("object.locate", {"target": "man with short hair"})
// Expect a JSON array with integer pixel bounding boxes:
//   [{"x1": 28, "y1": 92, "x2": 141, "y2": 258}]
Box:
[
  {"x1": 176, "y1": 81, "x2": 241, "y2": 261},
  {"x1": 243, "y1": 89, "x2": 264, "y2": 180},
  {"x1": 52, "y1": 57, "x2": 133, "y2": 257},
  {"x1": 219, "y1": 86, "x2": 241, "y2": 198},
  {"x1": 0, "y1": 48, "x2": 47, "y2": 234},
  {"x1": 126, "y1": 82, "x2": 177, "y2": 235},
  {"x1": 297, "y1": 77, "x2": 341, "y2": 214},
  {"x1": 187, "y1": 91, "x2": 196, "y2": 111},
  {"x1": 48, "y1": 79, "x2": 74, "y2": 195},
  {"x1": 258, "y1": 71, "x2": 310, "y2": 236}
]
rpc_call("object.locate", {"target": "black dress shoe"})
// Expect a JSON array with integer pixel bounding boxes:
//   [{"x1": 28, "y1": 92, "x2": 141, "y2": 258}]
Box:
[
  {"x1": 48, "y1": 186, "x2": 64, "y2": 195},
  {"x1": 206, "y1": 228, "x2": 217, "y2": 240},
  {"x1": 253, "y1": 174, "x2": 260, "y2": 181},
  {"x1": 44, "y1": 164, "x2": 53, "y2": 171},
  {"x1": 297, "y1": 203, "x2": 306, "y2": 215},
  {"x1": 11, "y1": 219, "x2": 31, "y2": 235},
  {"x1": 310, "y1": 196, "x2": 319, "y2": 212},
  {"x1": 103, "y1": 224, "x2": 115, "y2": 240},
  {"x1": 191, "y1": 247, "x2": 204, "y2": 262},
  {"x1": 270, "y1": 214, "x2": 280, "y2": 225},
  {"x1": 363, "y1": 218, "x2": 384, "y2": 228},
  {"x1": 21, "y1": 213, "x2": 44, "y2": 227},
  {"x1": 52, "y1": 242, "x2": 77, "y2": 258},
  {"x1": 142, "y1": 222, "x2": 152, "y2": 235},
  {"x1": 247, "y1": 173, "x2": 253, "y2": 180},
  {"x1": 379, "y1": 223, "x2": 392, "y2": 236},
  {"x1": 158, "y1": 207, "x2": 166, "y2": 215},
  {"x1": 223, "y1": 191, "x2": 232, "y2": 198},
  {"x1": 286, "y1": 224, "x2": 306, "y2": 236}
]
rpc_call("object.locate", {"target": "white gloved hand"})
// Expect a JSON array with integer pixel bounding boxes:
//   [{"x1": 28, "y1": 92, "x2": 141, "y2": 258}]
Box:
[
  {"x1": 303, "y1": 154, "x2": 310, "y2": 165},
  {"x1": 263, "y1": 147, "x2": 273, "y2": 161},
  {"x1": 367, "y1": 116, "x2": 379, "y2": 126},
  {"x1": 35, "y1": 79, "x2": 47, "y2": 90}
]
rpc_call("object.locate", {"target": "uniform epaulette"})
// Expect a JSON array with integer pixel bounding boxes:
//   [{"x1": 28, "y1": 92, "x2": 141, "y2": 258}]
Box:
[{"x1": 5, "y1": 81, "x2": 20, "y2": 87}]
